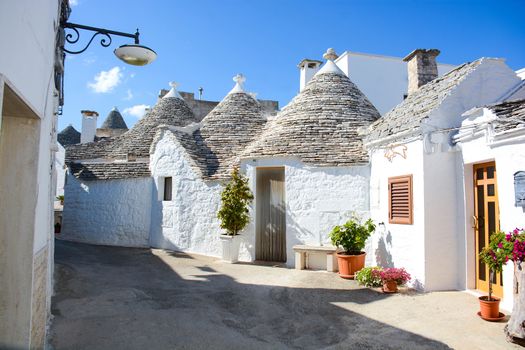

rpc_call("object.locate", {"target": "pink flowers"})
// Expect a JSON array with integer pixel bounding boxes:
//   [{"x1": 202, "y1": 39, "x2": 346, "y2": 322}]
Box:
[{"x1": 373, "y1": 267, "x2": 411, "y2": 285}]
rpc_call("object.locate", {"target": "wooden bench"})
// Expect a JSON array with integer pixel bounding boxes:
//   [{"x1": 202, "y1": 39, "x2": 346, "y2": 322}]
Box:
[{"x1": 293, "y1": 245, "x2": 339, "y2": 272}]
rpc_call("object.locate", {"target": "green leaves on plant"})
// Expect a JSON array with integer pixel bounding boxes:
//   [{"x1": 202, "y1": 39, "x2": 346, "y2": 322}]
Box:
[
  {"x1": 217, "y1": 167, "x2": 254, "y2": 236},
  {"x1": 329, "y1": 216, "x2": 375, "y2": 254}
]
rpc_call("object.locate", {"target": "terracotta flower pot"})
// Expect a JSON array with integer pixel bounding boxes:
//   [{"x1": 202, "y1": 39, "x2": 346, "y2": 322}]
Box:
[
  {"x1": 382, "y1": 280, "x2": 398, "y2": 293},
  {"x1": 479, "y1": 296, "x2": 501, "y2": 319},
  {"x1": 336, "y1": 252, "x2": 365, "y2": 279}
]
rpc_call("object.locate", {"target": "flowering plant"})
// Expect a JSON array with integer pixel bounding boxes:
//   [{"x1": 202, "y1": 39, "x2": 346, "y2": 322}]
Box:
[
  {"x1": 373, "y1": 267, "x2": 411, "y2": 285},
  {"x1": 479, "y1": 228, "x2": 524, "y2": 300},
  {"x1": 505, "y1": 228, "x2": 525, "y2": 262}
]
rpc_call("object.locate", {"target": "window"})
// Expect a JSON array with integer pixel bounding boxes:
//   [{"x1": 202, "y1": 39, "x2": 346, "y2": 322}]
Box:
[
  {"x1": 163, "y1": 177, "x2": 172, "y2": 201},
  {"x1": 388, "y1": 175, "x2": 413, "y2": 225}
]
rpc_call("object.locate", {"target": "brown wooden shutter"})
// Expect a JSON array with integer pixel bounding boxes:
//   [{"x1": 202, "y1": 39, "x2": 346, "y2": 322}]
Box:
[{"x1": 388, "y1": 175, "x2": 413, "y2": 225}]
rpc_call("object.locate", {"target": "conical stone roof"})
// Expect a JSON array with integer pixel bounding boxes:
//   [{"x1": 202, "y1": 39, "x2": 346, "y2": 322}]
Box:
[
  {"x1": 101, "y1": 107, "x2": 128, "y2": 129},
  {"x1": 65, "y1": 83, "x2": 196, "y2": 180},
  {"x1": 58, "y1": 125, "x2": 81, "y2": 146},
  {"x1": 107, "y1": 83, "x2": 195, "y2": 159},
  {"x1": 194, "y1": 74, "x2": 267, "y2": 178},
  {"x1": 243, "y1": 50, "x2": 380, "y2": 166}
]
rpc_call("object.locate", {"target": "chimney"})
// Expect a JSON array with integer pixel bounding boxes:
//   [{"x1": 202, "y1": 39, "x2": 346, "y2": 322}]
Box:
[
  {"x1": 80, "y1": 110, "x2": 99, "y2": 143},
  {"x1": 298, "y1": 59, "x2": 323, "y2": 91},
  {"x1": 403, "y1": 49, "x2": 440, "y2": 95}
]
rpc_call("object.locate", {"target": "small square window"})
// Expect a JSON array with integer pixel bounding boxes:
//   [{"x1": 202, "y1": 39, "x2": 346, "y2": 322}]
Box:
[{"x1": 163, "y1": 177, "x2": 172, "y2": 201}]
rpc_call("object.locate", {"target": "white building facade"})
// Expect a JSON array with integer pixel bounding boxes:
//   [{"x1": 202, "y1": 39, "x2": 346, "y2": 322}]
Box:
[{"x1": 0, "y1": 0, "x2": 66, "y2": 347}]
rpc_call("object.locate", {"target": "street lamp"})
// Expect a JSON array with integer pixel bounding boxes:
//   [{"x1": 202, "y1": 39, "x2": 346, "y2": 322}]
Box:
[{"x1": 61, "y1": 22, "x2": 157, "y2": 66}]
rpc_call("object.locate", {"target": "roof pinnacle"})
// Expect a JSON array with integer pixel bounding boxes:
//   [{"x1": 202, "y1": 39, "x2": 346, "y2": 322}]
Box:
[
  {"x1": 323, "y1": 48, "x2": 339, "y2": 61},
  {"x1": 228, "y1": 74, "x2": 246, "y2": 94},
  {"x1": 163, "y1": 81, "x2": 182, "y2": 99}
]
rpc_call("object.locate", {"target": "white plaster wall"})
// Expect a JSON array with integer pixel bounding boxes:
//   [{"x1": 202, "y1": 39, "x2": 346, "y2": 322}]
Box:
[
  {"x1": 149, "y1": 131, "x2": 240, "y2": 259},
  {"x1": 243, "y1": 157, "x2": 370, "y2": 268},
  {"x1": 423, "y1": 148, "x2": 462, "y2": 291},
  {"x1": 61, "y1": 174, "x2": 152, "y2": 247},
  {"x1": 0, "y1": 0, "x2": 60, "y2": 347},
  {"x1": 368, "y1": 141, "x2": 427, "y2": 289},
  {"x1": 55, "y1": 143, "x2": 66, "y2": 198},
  {"x1": 335, "y1": 51, "x2": 455, "y2": 115}
]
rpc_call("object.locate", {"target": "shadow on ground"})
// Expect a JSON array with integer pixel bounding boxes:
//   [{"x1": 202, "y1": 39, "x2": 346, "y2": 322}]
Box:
[{"x1": 51, "y1": 240, "x2": 450, "y2": 350}]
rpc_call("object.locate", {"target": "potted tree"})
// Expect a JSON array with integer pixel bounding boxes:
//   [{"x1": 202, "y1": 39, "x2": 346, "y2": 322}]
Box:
[
  {"x1": 329, "y1": 216, "x2": 375, "y2": 279},
  {"x1": 217, "y1": 167, "x2": 254, "y2": 263},
  {"x1": 478, "y1": 231, "x2": 512, "y2": 320}
]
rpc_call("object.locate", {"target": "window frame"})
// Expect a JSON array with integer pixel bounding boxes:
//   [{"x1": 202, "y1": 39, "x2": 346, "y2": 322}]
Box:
[
  {"x1": 163, "y1": 176, "x2": 173, "y2": 201},
  {"x1": 388, "y1": 174, "x2": 413, "y2": 225}
]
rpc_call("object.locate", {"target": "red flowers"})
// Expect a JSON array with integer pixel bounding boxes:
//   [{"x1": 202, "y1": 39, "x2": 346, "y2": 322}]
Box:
[{"x1": 373, "y1": 267, "x2": 411, "y2": 285}]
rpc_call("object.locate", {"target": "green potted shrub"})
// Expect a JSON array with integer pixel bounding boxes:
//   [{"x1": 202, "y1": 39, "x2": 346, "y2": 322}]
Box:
[
  {"x1": 217, "y1": 167, "x2": 254, "y2": 263},
  {"x1": 56, "y1": 194, "x2": 64, "y2": 206},
  {"x1": 478, "y1": 231, "x2": 512, "y2": 320},
  {"x1": 329, "y1": 216, "x2": 375, "y2": 279}
]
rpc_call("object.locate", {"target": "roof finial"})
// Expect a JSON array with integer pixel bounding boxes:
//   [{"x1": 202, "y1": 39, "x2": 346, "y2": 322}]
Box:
[
  {"x1": 228, "y1": 74, "x2": 246, "y2": 94},
  {"x1": 323, "y1": 48, "x2": 339, "y2": 61},
  {"x1": 163, "y1": 81, "x2": 182, "y2": 99},
  {"x1": 112, "y1": 106, "x2": 119, "y2": 111}
]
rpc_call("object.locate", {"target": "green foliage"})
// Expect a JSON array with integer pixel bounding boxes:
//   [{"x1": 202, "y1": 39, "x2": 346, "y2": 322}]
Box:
[
  {"x1": 479, "y1": 230, "x2": 514, "y2": 300},
  {"x1": 329, "y1": 216, "x2": 376, "y2": 254},
  {"x1": 355, "y1": 267, "x2": 383, "y2": 287},
  {"x1": 217, "y1": 167, "x2": 254, "y2": 236},
  {"x1": 56, "y1": 195, "x2": 64, "y2": 202}
]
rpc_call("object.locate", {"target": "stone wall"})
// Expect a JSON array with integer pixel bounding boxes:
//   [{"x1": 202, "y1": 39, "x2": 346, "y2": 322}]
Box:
[
  {"x1": 30, "y1": 245, "x2": 48, "y2": 349},
  {"x1": 61, "y1": 175, "x2": 152, "y2": 247}
]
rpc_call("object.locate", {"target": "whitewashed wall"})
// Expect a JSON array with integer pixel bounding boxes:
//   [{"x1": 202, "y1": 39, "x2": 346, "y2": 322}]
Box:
[
  {"x1": 0, "y1": 0, "x2": 59, "y2": 347},
  {"x1": 61, "y1": 174, "x2": 152, "y2": 247},
  {"x1": 55, "y1": 143, "x2": 66, "y2": 199},
  {"x1": 149, "y1": 130, "x2": 234, "y2": 259},
  {"x1": 368, "y1": 141, "x2": 427, "y2": 289},
  {"x1": 243, "y1": 157, "x2": 371, "y2": 267}
]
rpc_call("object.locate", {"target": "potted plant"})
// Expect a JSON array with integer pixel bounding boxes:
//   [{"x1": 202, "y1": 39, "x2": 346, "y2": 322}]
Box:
[
  {"x1": 505, "y1": 227, "x2": 525, "y2": 343},
  {"x1": 478, "y1": 231, "x2": 513, "y2": 320},
  {"x1": 56, "y1": 195, "x2": 64, "y2": 205},
  {"x1": 329, "y1": 216, "x2": 375, "y2": 279},
  {"x1": 217, "y1": 167, "x2": 254, "y2": 263},
  {"x1": 355, "y1": 266, "x2": 383, "y2": 288},
  {"x1": 373, "y1": 267, "x2": 411, "y2": 293}
]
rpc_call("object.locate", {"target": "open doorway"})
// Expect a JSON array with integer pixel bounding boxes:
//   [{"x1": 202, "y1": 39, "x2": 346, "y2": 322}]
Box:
[{"x1": 256, "y1": 167, "x2": 286, "y2": 262}]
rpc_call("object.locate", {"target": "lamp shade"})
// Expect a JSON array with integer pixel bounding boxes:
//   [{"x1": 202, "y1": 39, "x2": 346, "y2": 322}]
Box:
[{"x1": 114, "y1": 44, "x2": 157, "y2": 66}]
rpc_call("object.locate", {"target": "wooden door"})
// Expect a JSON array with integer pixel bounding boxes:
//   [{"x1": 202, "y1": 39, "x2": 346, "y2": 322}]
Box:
[
  {"x1": 256, "y1": 168, "x2": 286, "y2": 262},
  {"x1": 474, "y1": 162, "x2": 503, "y2": 297}
]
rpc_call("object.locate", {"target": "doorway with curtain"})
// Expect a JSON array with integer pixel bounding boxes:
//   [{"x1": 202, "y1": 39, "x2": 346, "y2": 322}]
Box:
[{"x1": 256, "y1": 167, "x2": 286, "y2": 262}]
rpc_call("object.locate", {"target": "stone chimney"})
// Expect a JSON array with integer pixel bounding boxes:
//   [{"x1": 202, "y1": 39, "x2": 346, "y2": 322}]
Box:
[
  {"x1": 80, "y1": 110, "x2": 99, "y2": 143},
  {"x1": 298, "y1": 58, "x2": 323, "y2": 92},
  {"x1": 403, "y1": 49, "x2": 440, "y2": 95}
]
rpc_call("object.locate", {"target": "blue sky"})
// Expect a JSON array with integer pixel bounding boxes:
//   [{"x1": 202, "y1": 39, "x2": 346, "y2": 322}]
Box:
[{"x1": 60, "y1": 0, "x2": 525, "y2": 131}]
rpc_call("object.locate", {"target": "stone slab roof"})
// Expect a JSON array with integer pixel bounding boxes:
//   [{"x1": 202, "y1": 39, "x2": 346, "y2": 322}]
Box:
[
  {"x1": 366, "y1": 59, "x2": 482, "y2": 143},
  {"x1": 66, "y1": 91, "x2": 195, "y2": 180},
  {"x1": 101, "y1": 108, "x2": 128, "y2": 129},
  {"x1": 489, "y1": 98, "x2": 525, "y2": 132},
  {"x1": 194, "y1": 92, "x2": 266, "y2": 179},
  {"x1": 58, "y1": 125, "x2": 81, "y2": 146},
  {"x1": 69, "y1": 162, "x2": 150, "y2": 180},
  {"x1": 242, "y1": 62, "x2": 380, "y2": 166}
]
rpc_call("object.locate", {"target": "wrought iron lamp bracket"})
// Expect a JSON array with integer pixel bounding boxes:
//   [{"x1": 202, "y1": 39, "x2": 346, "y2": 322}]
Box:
[{"x1": 61, "y1": 22, "x2": 139, "y2": 55}]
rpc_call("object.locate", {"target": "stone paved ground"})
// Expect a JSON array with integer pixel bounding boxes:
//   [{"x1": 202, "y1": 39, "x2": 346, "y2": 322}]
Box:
[{"x1": 50, "y1": 240, "x2": 519, "y2": 350}]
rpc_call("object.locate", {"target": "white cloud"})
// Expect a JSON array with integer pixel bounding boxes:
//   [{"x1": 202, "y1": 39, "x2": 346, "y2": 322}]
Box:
[
  {"x1": 87, "y1": 66, "x2": 122, "y2": 93},
  {"x1": 124, "y1": 89, "x2": 133, "y2": 100},
  {"x1": 69, "y1": 0, "x2": 79, "y2": 6},
  {"x1": 123, "y1": 104, "x2": 150, "y2": 118}
]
